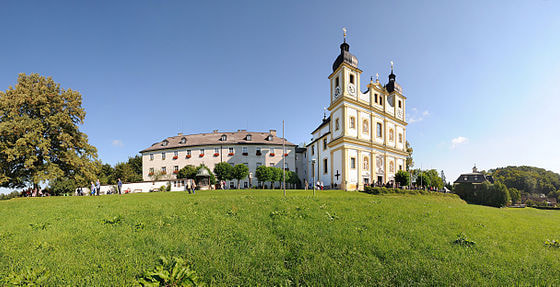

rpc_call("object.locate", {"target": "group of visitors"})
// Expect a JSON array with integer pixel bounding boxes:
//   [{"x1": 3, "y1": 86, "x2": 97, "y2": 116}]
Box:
[
  {"x1": 80, "y1": 178, "x2": 124, "y2": 196},
  {"x1": 21, "y1": 187, "x2": 50, "y2": 197},
  {"x1": 185, "y1": 178, "x2": 196, "y2": 194}
]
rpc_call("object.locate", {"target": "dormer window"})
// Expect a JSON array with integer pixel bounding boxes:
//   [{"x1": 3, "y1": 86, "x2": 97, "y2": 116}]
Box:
[
  {"x1": 267, "y1": 135, "x2": 273, "y2": 141},
  {"x1": 162, "y1": 140, "x2": 169, "y2": 146},
  {"x1": 180, "y1": 137, "x2": 186, "y2": 144},
  {"x1": 246, "y1": 134, "x2": 252, "y2": 141},
  {"x1": 221, "y1": 135, "x2": 227, "y2": 141}
]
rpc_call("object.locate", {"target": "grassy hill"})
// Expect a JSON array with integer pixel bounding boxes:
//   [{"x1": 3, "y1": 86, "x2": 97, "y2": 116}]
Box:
[{"x1": 1, "y1": 190, "x2": 560, "y2": 285}]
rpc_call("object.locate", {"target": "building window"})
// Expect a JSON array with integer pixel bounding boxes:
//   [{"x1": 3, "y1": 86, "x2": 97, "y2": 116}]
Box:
[
  {"x1": 180, "y1": 137, "x2": 186, "y2": 144},
  {"x1": 270, "y1": 163, "x2": 274, "y2": 167},
  {"x1": 311, "y1": 146, "x2": 314, "y2": 156},
  {"x1": 214, "y1": 147, "x2": 220, "y2": 154},
  {"x1": 335, "y1": 77, "x2": 339, "y2": 87},
  {"x1": 323, "y1": 138, "x2": 327, "y2": 149},
  {"x1": 230, "y1": 182, "x2": 235, "y2": 189},
  {"x1": 379, "y1": 97, "x2": 383, "y2": 105},
  {"x1": 221, "y1": 135, "x2": 227, "y2": 141},
  {"x1": 256, "y1": 147, "x2": 262, "y2": 156},
  {"x1": 363, "y1": 120, "x2": 369, "y2": 134},
  {"x1": 174, "y1": 165, "x2": 179, "y2": 172},
  {"x1": 375, "y1": 94, "x2": 378, "y2": 103},
  {"x1": 398, "y1": 100, "x2": 402, "y2": 108},
  {"x1": 162, "y1": 140, "x2": 168, "y2": 146},
  {"x1": 350, "y1": 157, "x2": 356, "y2": 169},
  {"x1": 149, "y1": 167, "x2": 154, "y2": 174},
  {"x1": 399, "y1": 165, "x2": 403, "y2": 171},
  {"x1": 389, "y1": 161, "x2": 394, "y2": 173},
  {"x1": 350, "y1": 117, "x2": 355, "y2": 129},
  {"x1": 246, "y1": 134, "x2": 252, "y2": 141},
  {"x1": 162, "y1": 152, "x2": 166, "y2": 160},
  {"x1": 350, "y1": 74, "x2": 355, "y2": 84},
  {"x1": 270, "y1": 147, "x2": 275, "y2": 156},
  {"x1": 285, "y1": 162, "x2": 289, "y2": 170},
  {"x1": 229, "y1": 147, "x2": 234, "y2": 154},
  {"x1": 377, "y1": 123, "x2": 383, "y2": 138},
  {"x1": 323, "y1": 158, "x2": 328, "y2": 173},
  {"x1": 242, "y1": 146, "x2": 248, "y2": 155},
  {"x1": 150, "y1": 154, "x2": 154, "y2": 161},
  {"x1": 186, "y1": 150, "x2": 191, "y2": 156},
  {"x1": 267, "y1": 135, "x2": 273, "y2": 141},
  {"x1": 389, "y1": 129, "x2": 394, "y2": 141},
  {"x1": 364, "y1": 157, "x2": 369, "y2": 170},
  {"x1": 161, "y1": 166, "x2": 166, "y2": 174},
  {"x1": 335, "y1": 118, "x2": 340, "y2": 130},
  {"x1": 398, "y1": 133, "x2": 403, "y2": 143},
  {"x1": 244, "y1": 182, "x2": 248, "y2": 188}
]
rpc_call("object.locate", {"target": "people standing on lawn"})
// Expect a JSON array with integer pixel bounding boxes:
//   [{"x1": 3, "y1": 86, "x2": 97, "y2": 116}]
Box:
[
  {"x1": 186, "y1": 179, "x2": 192, "y2": 194},
  {"x1": 191, "y1": 180, "x2": 196, "y2": 194},
  {"x1": 304, "y1": 179, "x2": 308, "y2": 191},
  {"x1": 90, "y1": 181, "x2": 95, "y2": 196},
  {"x1": 95, "y1": 179, "x2": 101, "y2": 196},
  {"x1": 117, "y1": 178, "x2": 122, "y2": 195}
]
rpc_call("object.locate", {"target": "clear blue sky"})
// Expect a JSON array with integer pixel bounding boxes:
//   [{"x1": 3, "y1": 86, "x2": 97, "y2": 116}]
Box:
[{"x1": 1, "y1": 0, "x2": 559, "y2": 187}]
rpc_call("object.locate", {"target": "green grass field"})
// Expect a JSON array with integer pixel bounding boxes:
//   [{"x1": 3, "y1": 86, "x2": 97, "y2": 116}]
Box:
[{"x1": 1, "y1": 190, "x2": 560, "y2": 286}]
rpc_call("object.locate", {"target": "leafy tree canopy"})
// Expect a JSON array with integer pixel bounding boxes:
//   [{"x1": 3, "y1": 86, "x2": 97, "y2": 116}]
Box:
[
  {"x1": 0, "y1": 73, "x2": 99, "y2": 188},
  {"x1": 489, "y1": 166, "x2": 560, "y2": 195},
  {"x1": 214, "y1": 162, "x2": 233, "y2": 181}
]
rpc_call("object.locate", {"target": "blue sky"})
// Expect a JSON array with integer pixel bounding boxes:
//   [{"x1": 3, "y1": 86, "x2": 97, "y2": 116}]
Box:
[{"x1": 1, "y1": 0, "x2": 559, "y2": 188}]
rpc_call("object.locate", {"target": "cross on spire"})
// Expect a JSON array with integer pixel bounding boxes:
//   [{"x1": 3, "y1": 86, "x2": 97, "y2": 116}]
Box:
[{"x1": 342, "y1": 27, "x2": 347, "y2": 42}]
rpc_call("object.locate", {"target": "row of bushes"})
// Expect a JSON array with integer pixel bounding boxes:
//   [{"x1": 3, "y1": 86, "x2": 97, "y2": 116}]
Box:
[
  {"x1": 362, "y1": 186, "x2": 457, "y2": 198},
  {"x1": 453, "y1": 182, "x2": 513, "y2": 207}
]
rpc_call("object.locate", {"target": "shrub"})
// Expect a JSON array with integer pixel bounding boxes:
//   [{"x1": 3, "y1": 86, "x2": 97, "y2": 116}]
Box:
[
  {"x1": 136, "y1": 256, "x2": 204, "y2": 286},
  {"x1": 395, "y1": 170, "x2": 410, "y2": 187},
  {"x1": 453, "y1": 233, "x2": 476, "y2": 247},
  {"x1": 362, "y1": 186, "x2": 438, "y2": 196},
  {"x1": 454, "y1": 182, "x2": 510, "y2": 207}
]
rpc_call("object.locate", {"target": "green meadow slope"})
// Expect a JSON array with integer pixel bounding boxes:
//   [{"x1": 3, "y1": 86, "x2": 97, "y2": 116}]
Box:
[{"x1": 0, "y1": 190, "x2": 559, "y2": 286}]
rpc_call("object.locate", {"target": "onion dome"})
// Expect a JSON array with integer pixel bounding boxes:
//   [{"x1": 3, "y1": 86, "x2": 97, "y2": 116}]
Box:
[{"x1": 332, "y1": 41, "x2": 358, "y2": 72}]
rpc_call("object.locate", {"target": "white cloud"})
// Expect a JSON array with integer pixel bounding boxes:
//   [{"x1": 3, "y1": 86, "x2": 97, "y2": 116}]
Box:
[
  {"x1": 451, "y1": 136, "x2": 468, "y2": 149},
  {"x1": 408, "y1": 108, "x2": 431, "y2": 123},
  {"x1": 112, "y1": 139, "x2": 124, "y2": 147}
]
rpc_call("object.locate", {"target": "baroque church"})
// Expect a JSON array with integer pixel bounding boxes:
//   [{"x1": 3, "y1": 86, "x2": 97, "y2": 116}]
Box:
[{"x1": 306, "y1": 33, "x2": 408, "y2": 190}]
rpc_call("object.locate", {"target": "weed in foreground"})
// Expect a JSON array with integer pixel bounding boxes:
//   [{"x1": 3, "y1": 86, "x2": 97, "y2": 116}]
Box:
[
  {"x1": 544, "y1": 239, "x2": 560, "y2": 248},
  {"x1": 453, "y1": 233, "x2": 476, "y2": 247},
  {"x1": 136, "y1": 256, "x2": 204, "y2": 287}
]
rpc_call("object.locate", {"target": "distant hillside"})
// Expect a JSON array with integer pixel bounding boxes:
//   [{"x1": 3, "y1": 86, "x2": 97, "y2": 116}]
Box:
[{"x1": 489, "y1": 166, "x2": 560, "y2": 195}]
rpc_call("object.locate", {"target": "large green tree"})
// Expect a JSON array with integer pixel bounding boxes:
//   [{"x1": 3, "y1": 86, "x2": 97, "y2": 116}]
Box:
[
  {"x1": 0, "y1": 73, "x2": 98, "y2": 188},
  {"x1": 214, "y1": 162, "x2": 233, "y2": 182},
  {"x1": 395, "y1": 170, "x2": 410, "y2": 187},
  {"x1": 255, "y1": 165, "x2": 272, "y2": 188},
  {"x1": 177, "y1": 165, "x2": 197, "y2": 180},
  {"x1": 232, "y1": 164, "x2": 249, "y2": 189}
]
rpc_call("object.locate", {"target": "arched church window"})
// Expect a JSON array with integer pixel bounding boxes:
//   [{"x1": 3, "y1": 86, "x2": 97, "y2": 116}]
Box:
[
  {"x1": 363, "y1": 120, "x2": 369, "y2": 134},
  {"x1": 376, "y1": 123, "x2": 383, "y2": 138},
  {"x1": 350, "y1": 117, "x2": 355, "y2": 129},
  {"x1": 398, "y1": 133, "x2": 403, "y2": 143}
]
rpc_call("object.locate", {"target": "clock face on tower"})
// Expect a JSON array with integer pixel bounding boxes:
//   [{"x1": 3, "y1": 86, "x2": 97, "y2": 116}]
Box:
[
  {"x1": 347, "y1": 83, "x2": 356, "y2": 96},
  {"x1": 334, "y1": 86, "x2": 341, "y2": 98}
]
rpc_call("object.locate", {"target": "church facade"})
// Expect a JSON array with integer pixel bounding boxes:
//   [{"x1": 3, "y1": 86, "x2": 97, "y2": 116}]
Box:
[{"x1": 306, "y1": 38, "x2": 408, "y2": 190}]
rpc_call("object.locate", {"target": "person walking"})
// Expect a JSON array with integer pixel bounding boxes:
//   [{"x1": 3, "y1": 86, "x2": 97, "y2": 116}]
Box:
[
  {"x1": 186, "y1": 179, "x2": 192, "y2": 194},
  {"x1": 304, "y1": 179, "x2": 308, "y2": 191},
  {"x1": 95, "y1": 179, "x2": 101, "y2": 196},
  {"x1": 191, "y1": 180, "x2": 196, "y2": 194},
  {"x1": 117, "y1": 178, "x2": 123, "y2": 195},
  {"x1": 90, "y1": 181, "x2": 95, "y2": 196}
]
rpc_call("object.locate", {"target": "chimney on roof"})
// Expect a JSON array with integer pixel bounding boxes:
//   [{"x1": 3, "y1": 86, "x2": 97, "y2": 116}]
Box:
[
  {"x1": 269, "y1": 129, "x2": 277, "y2": 136},
  {"x1": 213, "y1": 130, "x2": 218, "y2": 133},
  {"x1": 178, "y1": 132, "x2": 183, "y2": 136}
]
